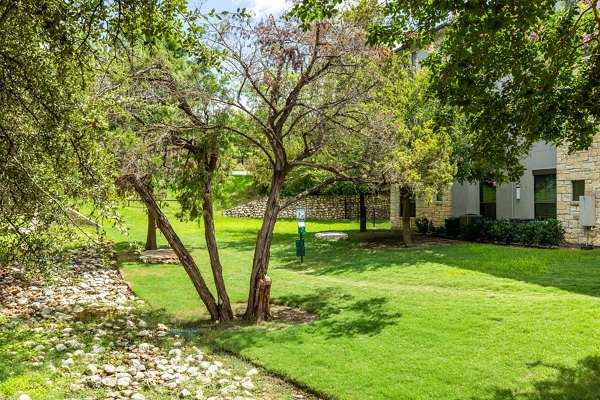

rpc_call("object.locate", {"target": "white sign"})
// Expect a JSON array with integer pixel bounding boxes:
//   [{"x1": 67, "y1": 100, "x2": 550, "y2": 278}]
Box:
[
  {"x1": 296, "y1": 207, "x2": 306, "y2": 221},
  {"x1": 298, "y1": 220, "x2": 306, "y2": 228}
]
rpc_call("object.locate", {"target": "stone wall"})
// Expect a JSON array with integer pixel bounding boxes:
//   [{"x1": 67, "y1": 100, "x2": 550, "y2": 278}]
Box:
[
  {"x1": 390, "y1": 185, "x2": 452, "y2": 229},
  {"x1": 557, "y1": 136, "x2": 600, "y2": 246},
  {"x1": 223, "y1": 194, "x2": 390, "y2": 220},
  {"x1": 417, "y1": 189, "x2": 453, "y2": 227}
]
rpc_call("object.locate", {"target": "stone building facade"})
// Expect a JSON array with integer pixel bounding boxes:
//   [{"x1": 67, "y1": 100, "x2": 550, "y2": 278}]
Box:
[
  {"x1": 556, "y1": 136, "x2": 600, "y2": 246},
  {"x1": 390, "y1": 186, "x2": 452, "y2": 229},
  {"x1": 223, "y1": 194, "x2": 390, "y2": 221}
]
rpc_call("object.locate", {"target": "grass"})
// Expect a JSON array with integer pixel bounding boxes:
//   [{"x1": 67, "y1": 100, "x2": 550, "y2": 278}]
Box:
[{"x1": 108, "y1": 203, "x2": 600, "y2": 399}]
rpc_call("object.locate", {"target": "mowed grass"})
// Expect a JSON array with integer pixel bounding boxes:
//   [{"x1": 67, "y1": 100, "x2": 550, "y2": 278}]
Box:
[{"x1": 111, "y1": 204, "x2": 600, "y2": 399}]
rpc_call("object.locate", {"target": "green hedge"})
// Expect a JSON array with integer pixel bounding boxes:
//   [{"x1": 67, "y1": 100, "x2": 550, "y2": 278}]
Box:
[{"x1": 419, "y1": 217, "x2": 565, "y2": 247}]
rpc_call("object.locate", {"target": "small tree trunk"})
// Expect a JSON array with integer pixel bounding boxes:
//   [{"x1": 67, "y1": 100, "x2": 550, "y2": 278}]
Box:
[
  {"x1": 245, "y1": 170, "x2": 284, "y2": 322},
  {"x1": 202, "y1": 154, "x2": 234, "y2": 322},
  {"x1": 145, "y1": 208, "x2": 158, "y2": 251},
  {"x1": 359, "y1": 193, "x2": 367, "y2": 232},
  {"x1": 401, "y1": 189, "x2": 412, "y2": 247},
  {"x1": 126, "y1": 175, "x2": 220, "y2": 320}
]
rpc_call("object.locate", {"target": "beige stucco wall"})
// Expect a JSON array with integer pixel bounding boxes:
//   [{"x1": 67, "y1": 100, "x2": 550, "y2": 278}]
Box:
[{"x1": 557, "y1": 136, "x2": 600, "y2": 246}]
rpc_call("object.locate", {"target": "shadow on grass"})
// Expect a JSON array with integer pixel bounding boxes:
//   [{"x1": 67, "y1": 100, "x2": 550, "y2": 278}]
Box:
[
  {"x1": 272, "y1": 234, "x2": 600, "y2": 298},
  {"x1": 188, "y1": 288, "x2": 401, "y2": 354},
  {"x1": 276, "y1": 287, "x2": 402, "y2": 339},
  {"x1": 491, "y1": 356, "x2": 600, "y2": 400}
]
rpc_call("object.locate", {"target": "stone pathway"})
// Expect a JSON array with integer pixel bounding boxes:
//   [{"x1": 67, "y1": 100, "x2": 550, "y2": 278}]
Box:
[{"x1": 0, "y1": 246, "x2": 260, "y2": 400}]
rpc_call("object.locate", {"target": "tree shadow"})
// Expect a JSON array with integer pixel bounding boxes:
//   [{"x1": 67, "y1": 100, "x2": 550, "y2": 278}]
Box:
[
  {"x1": 491, "y1": 356, "x2": 600, "y2": 400},
  {"x1": 271, "y1": 235, "x2": 446, "y2": 275},
  {"x1": 275, "y1": 288, "x2": 402, "y2": 339},
  {"x1": 187, "y1": 288, "x2": 402, "y2": 353},
  {"x1": 271, "y1": 235, "x2": 600, "y2": 298}
]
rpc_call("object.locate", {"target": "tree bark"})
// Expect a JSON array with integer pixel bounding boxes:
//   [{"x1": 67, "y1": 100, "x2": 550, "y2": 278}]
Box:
[
  {"x1": 202, "y1": 154, "x2": 234, "y2": 322},
  {"x1": 359, "y1": 192, "x2": 367, "y2": 232},
  {"x1": 126, "y1": 175, "x2": 221, "y2": 320},
  {"x1": 244, "y1": 170, "x2": 284, "y2": 322},
  {"x1": 145, "y1": 200, "x2": 158, "y2": 250},
  {"x1": 401, "y1": 188, "x2": 412, "y2": 247}
]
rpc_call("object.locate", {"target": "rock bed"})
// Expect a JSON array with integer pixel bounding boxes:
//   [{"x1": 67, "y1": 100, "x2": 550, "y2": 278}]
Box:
[{"x1": 0, "y1": 247, "x2": 257, "y2": 400}]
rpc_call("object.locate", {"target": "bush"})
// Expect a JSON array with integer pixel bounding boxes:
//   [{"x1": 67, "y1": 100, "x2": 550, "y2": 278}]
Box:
[
  {"x1": 533, "y1": 219, "x2": 565, "y2": 246},
  {"x1": 431, "y1": 226, "x2": 446, "y2": 237},
  {"x1": 453, "y1": 218, "x2": 565, "y2": 247},
  {"x1": 490, "y1": 219, "x2": 515, "y2": 245},
  {"x1": 416, "y1": 217, "x2": 433, "y2": 235}
]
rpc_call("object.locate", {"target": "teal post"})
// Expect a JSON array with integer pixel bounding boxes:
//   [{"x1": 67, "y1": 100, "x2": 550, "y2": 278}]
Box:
[{"x1": 296, "y1": 207, "x2": 306, "y2": 263}]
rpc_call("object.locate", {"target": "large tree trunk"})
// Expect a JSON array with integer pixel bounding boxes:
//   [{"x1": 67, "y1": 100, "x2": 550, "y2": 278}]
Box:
[
  {"x1": 145, "y1": 190, "x2": 158, "y2": 250},
  {"x1": 244, "y1": 170, "x2": 284, "y2": 322},
  {"x1": 126, "y1": 175, "x2": 221, "y2": 320},
  {"x1": 401, "y1": 189, "x2": 412, "y2": 247},
  {"x1": 359, "y1": 193, "x2": 367, "y2": 232},
  {"x1": 202, "y1": 154, "x2": 234, "y2": 322},
  {"x1": 144, "y1": 185, "x2": 158, "y2": 250}
]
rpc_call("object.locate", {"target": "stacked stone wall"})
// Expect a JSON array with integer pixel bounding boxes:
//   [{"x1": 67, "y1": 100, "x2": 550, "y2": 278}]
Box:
[
  {"x1": 557, "y1": 136, "x2": 600, "y2": 246},
  {"x1": 223, "y1": 194, "x2": 390, "y2": 220},
  {"x1": 390, "y1": 185, "x2": 452, "y2": 229}
]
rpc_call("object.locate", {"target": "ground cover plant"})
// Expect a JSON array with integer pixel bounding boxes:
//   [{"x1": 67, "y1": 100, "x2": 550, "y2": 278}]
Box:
[{"x1": 108, "y1": 204, "x2": 600, "y2": 399}]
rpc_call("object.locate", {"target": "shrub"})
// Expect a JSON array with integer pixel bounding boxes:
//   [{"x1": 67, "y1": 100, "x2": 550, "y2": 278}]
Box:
[
  {"x1": 476, "y1": 219, "x2": 496, "y2": 242},
  {"x1": 459, "y1": 218, "x2": 565, "y2": 247},
  {"x1": 416, "y1": 217, "x2": 433, "y2": 235},
  {"x1": 490, "y1": 219, "x2": 515, "y2": 244},
  {"x1": 431, "y1": 226, "x2": 446, "y2": 237},
  {"x1": 533, "y1": 219, "x2": 565, "y2": 246}
]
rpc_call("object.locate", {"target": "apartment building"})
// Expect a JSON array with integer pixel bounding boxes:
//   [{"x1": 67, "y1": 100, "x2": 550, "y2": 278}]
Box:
[{"x1": 390, "y1": 137, "x2": 600, "y2": 245}]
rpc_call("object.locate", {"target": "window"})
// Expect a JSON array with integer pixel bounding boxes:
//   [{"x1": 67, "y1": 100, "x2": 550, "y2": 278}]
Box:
[
  {"x1": 400, "y1": 195, "x2": 416, "y2": 217},
  {"x1": 572, "y1": 180, "x2": 585, "y2": 201},
  {"x1": 479, "y1": 182, "x2": 497, "y2": 219},
  {"x1": 436, "y1": 191, "x2": 444, "y2": 202},
  {"x1": 534, "y1": 174, "x2": 557, "y2": 219}
]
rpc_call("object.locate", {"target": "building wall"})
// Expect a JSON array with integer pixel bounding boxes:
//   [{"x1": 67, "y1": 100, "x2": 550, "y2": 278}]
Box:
[
  {"x1": 223, "y1": 194, "x2": 390, "y2": 220},
  {"x1": 496, "y1": 141, "x2": 557, "y2": 220},
  {"x1": 390, "y1": 185, "x2": 452, "y2": 228},
  {"x1": 557, "y1": 136, "x2": 600, "y2": 246},
  {"x1": 451, "y1": 182, "x2": 479, "y2": 216}
]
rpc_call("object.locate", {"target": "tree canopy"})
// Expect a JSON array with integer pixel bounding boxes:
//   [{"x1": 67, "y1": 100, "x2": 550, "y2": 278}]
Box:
[
  {"x1": 292, "y1": 0, "x2": 600, "y2": 181},
  {"x1": 0, "y1": 0, "x2": 187, "y2": 268}
]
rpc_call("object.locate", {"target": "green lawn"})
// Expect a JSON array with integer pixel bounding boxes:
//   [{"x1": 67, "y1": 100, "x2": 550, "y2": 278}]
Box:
[{"x1": 111, "y1": 204, "x2": 600, "y2": 399}]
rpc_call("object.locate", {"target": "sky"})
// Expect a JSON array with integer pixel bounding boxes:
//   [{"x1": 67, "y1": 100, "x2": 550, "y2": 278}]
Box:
[{"x1": 187, "y1": 0, "x2": 291, "y2": 17}]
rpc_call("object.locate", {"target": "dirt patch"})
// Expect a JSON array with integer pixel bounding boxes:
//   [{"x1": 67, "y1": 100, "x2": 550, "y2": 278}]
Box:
[
  {"x1": 232, "y1": 303, "x2": 319, "y2": 325},
  {"x1": 140, "y1": 248, "x2": 180, "y2": 264},
  {"x1": 358, "y1": 231, "x2": 463, "y2": 249}
]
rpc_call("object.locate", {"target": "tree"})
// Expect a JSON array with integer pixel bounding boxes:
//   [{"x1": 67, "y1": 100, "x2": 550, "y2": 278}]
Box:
[
  {"x1": 0, "y1": 0, "x2": 187, "y2": 268},
  {"x1": 105, "y1": 44, "x2": 237, "y2": 322},
  {"x1": 293, "y1": 0, "x2": 600, "y2": 181},
  {"x1": 368, "y1": 59, "x2": 457, "y2": 246},
  {"x1": 194, "y1": 15, "x2": 390, "y2": 321}
]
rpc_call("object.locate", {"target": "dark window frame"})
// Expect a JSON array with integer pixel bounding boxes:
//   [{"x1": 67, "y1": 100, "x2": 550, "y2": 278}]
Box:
[
  {"x1": 572, "y1": 180, "x2": 585, "y2": 201},
  {"x1": 534, "y1": 173, "x2": 557, "y2": 219},
  {"x1": 479, "y1": 182, "x2": 497, "y2": 219}
]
